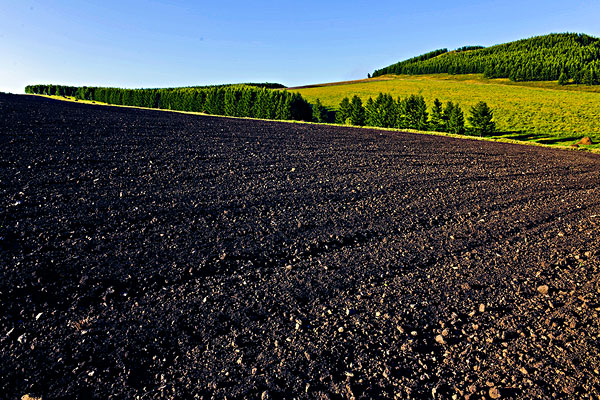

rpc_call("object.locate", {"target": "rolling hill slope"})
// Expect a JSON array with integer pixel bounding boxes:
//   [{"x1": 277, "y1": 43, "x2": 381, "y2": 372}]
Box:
[{"x1": 372, "y1": 33, "x2": 600, "y2": 84}]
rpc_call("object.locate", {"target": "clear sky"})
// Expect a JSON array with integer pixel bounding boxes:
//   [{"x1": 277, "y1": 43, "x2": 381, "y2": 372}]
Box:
[{"x1": 1, "y1": 0, "x2": 600, "y2": 93}]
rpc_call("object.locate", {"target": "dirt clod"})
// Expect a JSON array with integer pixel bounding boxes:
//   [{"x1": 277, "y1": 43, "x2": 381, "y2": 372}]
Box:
[
  {"x1": 577, "y1": 136, "x2": 594, "y2": 145},
  {"x1": 489, "y1": 387, "x2": 501, "y2": 399}
]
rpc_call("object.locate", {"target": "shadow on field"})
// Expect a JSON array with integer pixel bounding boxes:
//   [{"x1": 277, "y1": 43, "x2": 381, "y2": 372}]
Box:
[{"x1": 536, "y1": 136, "x2": 581, "y2": 144}]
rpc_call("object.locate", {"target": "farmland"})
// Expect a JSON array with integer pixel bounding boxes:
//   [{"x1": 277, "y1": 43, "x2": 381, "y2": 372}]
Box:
[
  {"x1": 2, "y1": 94, "x2": 600, "y2": 399},
  {"x1": 292, "y1": 74, "x2": 600, "y2": 145}
]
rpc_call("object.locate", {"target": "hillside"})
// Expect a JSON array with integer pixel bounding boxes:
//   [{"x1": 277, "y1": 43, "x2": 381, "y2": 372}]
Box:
[
  {"x1": 292, "y1": 74, "x2": 600, "y2": 143},
  {"x1": 372, "y1": 33, "x2": 600, "y2": 84}
]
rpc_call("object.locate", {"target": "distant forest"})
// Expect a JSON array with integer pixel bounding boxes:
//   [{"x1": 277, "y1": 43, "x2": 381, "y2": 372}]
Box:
[
  {"x1": 372, "y1": 33, "x2": 600, "y2": 85},
  {"x1": 25, "y1": 84, "x2": 312, "y2": 121}
]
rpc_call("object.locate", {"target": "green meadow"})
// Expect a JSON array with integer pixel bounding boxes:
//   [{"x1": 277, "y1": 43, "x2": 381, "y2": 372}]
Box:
[{"x1": 292, "y1": 74, "x2": 600, "y2": 149}]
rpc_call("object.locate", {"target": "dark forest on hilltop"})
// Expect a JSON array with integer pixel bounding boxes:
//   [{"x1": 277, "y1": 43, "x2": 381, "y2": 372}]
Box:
[{"x1": 372, "y1": 33, "x2": 600, "y2": 84}]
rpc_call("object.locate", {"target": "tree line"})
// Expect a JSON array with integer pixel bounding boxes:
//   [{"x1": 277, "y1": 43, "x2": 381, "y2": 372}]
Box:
[
  {"x1": 25, "y1": 84, "x2": 312, "y2": 121},
  {"x1": 333, "y1": 94, "x2": 495, "y2": 136},
  {"x1": 25, "y1": 84, "x2": 495, "y2": 135},
  {"x1": 372, "y1": 33, "x2": 600, "y2": 85}
]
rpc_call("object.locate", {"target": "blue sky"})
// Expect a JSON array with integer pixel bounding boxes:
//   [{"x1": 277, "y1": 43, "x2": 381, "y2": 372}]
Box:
[{"x1": 1, "y1": 0, "x2": 600, "y2": 93}]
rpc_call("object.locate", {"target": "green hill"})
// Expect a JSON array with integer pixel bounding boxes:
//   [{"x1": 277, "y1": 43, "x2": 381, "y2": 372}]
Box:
[{"x1": 372, "y1": 33, "x2": 600, "y2": 84}]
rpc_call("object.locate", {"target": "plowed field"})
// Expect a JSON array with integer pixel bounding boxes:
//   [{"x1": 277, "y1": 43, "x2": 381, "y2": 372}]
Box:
[{"x1": 1, "y1": 94, "x2": 599, "y2": 399}]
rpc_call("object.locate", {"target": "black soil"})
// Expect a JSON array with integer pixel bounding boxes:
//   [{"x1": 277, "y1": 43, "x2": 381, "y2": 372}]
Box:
[{"x1": 1, "y1": 94, "x2": 599, "y2": 399}]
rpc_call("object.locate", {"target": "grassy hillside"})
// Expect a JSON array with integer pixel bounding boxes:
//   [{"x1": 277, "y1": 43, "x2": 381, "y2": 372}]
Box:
[
  {"x1": 372, "y1": 33, "x2": 600, "y2": 84},
  {"x1": 291, "y1": 74, "x2": 600, "y2": 146}
]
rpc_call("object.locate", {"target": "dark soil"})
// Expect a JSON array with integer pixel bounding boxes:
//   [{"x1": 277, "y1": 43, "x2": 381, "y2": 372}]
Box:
[{"x1": 1, "y1": 94, "x2": 600, "y2": 399}]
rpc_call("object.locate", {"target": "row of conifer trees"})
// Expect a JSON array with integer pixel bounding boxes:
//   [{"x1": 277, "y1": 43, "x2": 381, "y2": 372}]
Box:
[
  {"x1": 24, "y1": 84, "x2": 313, "y2": 121},
  {"x1": 331, "y1": 94, "x2": 495, "y2": 136}
]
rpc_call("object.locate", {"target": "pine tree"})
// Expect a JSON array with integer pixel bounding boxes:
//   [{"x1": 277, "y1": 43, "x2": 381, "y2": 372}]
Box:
[
  {"x1": 468, "y1": 101, "x2": 495, "y2": 136},
  {"x1": 193, "y1": 91, "x2": 206, "y2": 112},
  {"x1": 266, "y1": 91, "x2": 277, "y2": 119},
  {"x1": 238, "y1": 89, "x2": 254, "y2": 117},
  {"x1": 396, "y1": 97, "x2": 409, "y2": 129},
  {"x1": 205, "y1": 88, "x2": 220, "y2": 115},
  {"x1": 312, "y1": 99, "x2": 327, "y2": 123},
  {"x1": 370, "y1": 94, "x2": 386, "y2": 127},
  {"x1": 223, "y1": 89, "x2": 236, "y2": 116},
  {"x1": 448, "y1": 103, "x2": 465, "y2": 135},
  {"x1": 430, "y1": 98, "x2": 444, "y2": 131},
  {"x1": 413, "y1": 95, "x2": 428, "y2": 130},
  {"x1": 382, "y1": 94, "x2": 397, "y2": 128},
  {"x1": 349, "y1": 95, "x2": 365, "y2": 126},
  {"x1": 558, "y1": 71, "x2": 568, "y2": 85},
  {"x1": 275, "y1": 94, "x2": 286, "y2": 120},
  {"x1": 442, "y1": 101, "x2": 455, "y2": 132},
  {"x1": 396, "y1": 95, "x2": 428, "y2": 130},
  {"x1": 253, "y1": 88, "x2": 269, "y2": 118},
  {"x1": 584, "y1": 68, "x2": 594, "y2": 85},
  {"x1": 281, "y1": 94, "x2": 293, "y2": 120},
  {"x1": 284, "y1": 92, "x2": 311, "y2": 121},
  {"x1": 337, "y1": 97, "x2": 352, "y2": 124},
  {"x1": 364, "y1": 97, "x2": 376, "y2": 126}
]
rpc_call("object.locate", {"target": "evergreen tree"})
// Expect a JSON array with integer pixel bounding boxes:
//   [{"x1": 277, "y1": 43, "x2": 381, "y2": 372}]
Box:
[
  {"x1": 430, "y1": 98, "x2": 444, "y2": 131},
  {"x1": 238, "y1": 89, "x2": 253, "y2": 117},
  {"x1": 448, "y1": 103, "x2": 465, "y2": 135},
  {"x1": 195, "y1": 91, "x2": 207, "y2": 112},
  {"x1": 205, "y1": 88, "x2": 222, "y2": 115},
  {"x1": 442, "y1": 101, "x2": 455, "y2": 132},
  {"x1": 349, "y1": 95, "x2": 365, "y2": 126},
  {"x1": 558, "y1": 71, "x2": 568, "y2": 85},
  {"x1": 336, "y1": 97, "x2": 352, "y2": 124},
  {"x1": 364, "y1": 97, "x2": 376, "y2": 126},
  {"x1": 254, "y1": 88, "x2": 270, "y2": 118},
  {"x1": 413, "y1": 95, "x2": 428, "y2": 130},
  {"x1": 584, "y1": 68, "x2": 594, "y2": 85},
  {"x1": 288, "y1": 93, "x2": 312, "y2": 121},
  {"x1": 397, "y1": 95, "x2": 428, "y2": 130},
  {"x1": 223, "y1": 89, "x2": 236, "y2": 116},
  {"x1": 586, "y1": 67, "x2": 599, "y2": 85},
  {"x1": 383, "y1": 94, "x2": 398, "y2": 128},
  {"x1": 312, "y1": 98, "x2": 327, "y2": 123},
  {"x1": 266, "y1": 91, "x2": 278, "y2": 119},
  {"x1": 468, "y1": 101, "x2": 495, "y2": 136},
  {"x1": 396, "y1": 97, "x2": 410, "y2": 129},
  {"x1": 275, "y1": 94, "x2": 286, "y2": 120},
  {"x1": 281, "y1": 94, "x2": 294, "y2": 120}
]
